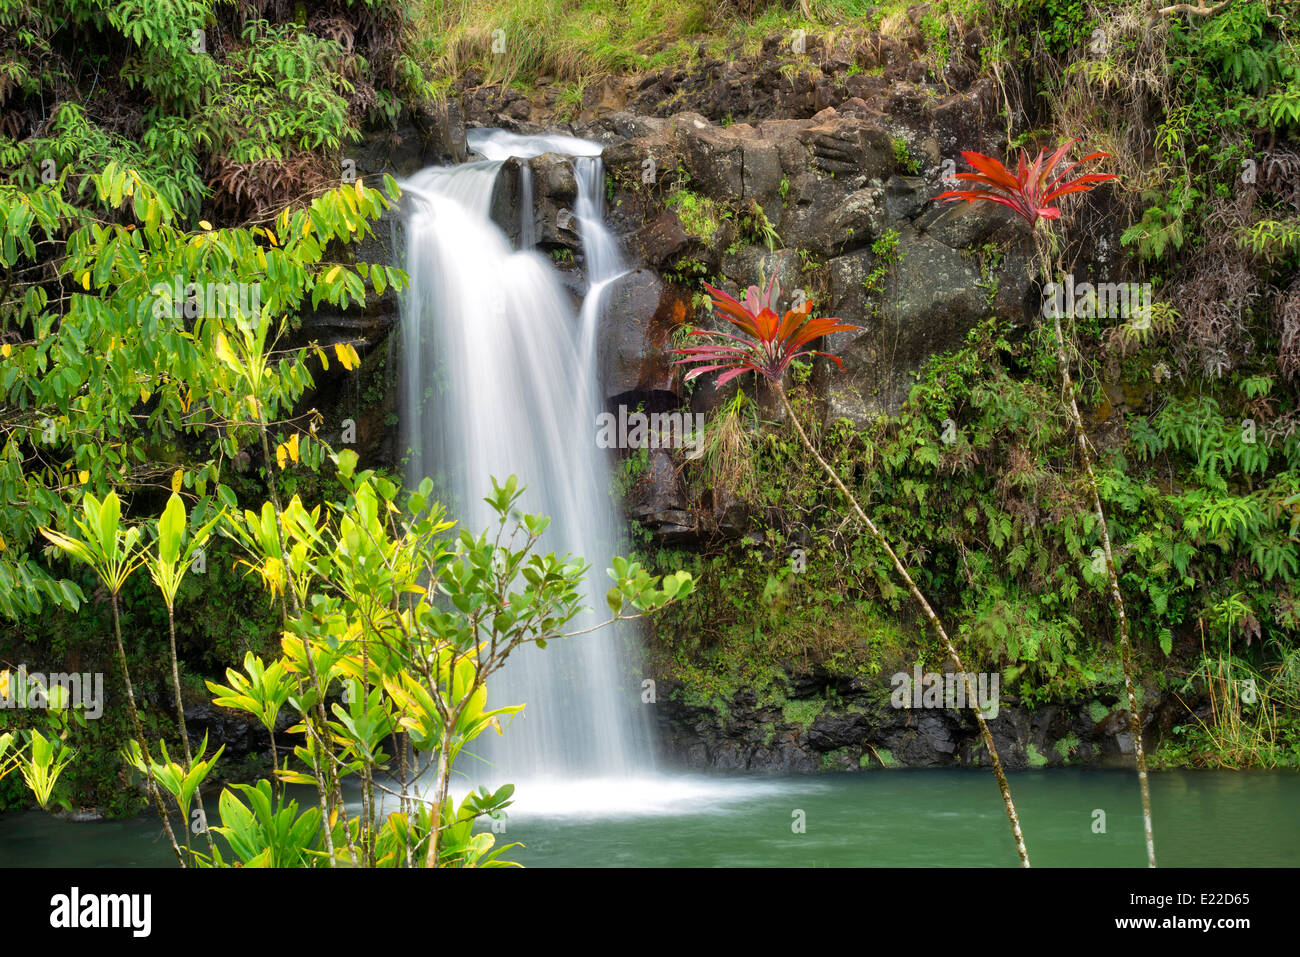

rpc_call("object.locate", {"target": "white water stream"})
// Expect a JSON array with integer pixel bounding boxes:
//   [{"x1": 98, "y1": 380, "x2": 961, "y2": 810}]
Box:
[{"x1": 398, "y1": 129, "x2": 651, "y2": 798}]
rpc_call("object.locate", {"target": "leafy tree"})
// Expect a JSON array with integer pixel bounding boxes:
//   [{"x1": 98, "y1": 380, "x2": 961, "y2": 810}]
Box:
[
  {"x1": 0, "y1": 162, "x2": 402, "y2": 618},
  {"x1": 139, "y1": 457, "x2": 694, "y2": 867}
]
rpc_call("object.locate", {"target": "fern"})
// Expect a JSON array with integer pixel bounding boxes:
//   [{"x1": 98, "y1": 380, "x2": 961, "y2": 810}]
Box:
[
  {"x1": 203, "y1": 20, "x2": 359, "y2": 165},
  {"x1": 1121, "y1": 187, "x2": 1192, "y2": 260},
  {"x1": 1237, "y1": 218, "x2": 1300, "y2": 264}
]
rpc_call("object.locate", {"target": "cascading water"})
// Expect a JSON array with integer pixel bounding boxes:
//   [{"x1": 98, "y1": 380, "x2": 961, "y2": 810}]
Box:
[{"x1": 398, "y1": 129, "x2": 650, "y2": 793}]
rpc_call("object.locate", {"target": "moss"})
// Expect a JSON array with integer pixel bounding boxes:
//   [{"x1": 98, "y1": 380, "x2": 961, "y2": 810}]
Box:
[
  {"x1": 782, "y1": 697, "x2": 826, "y2": 727},
  {"x1": 677, "y1": 679, "x2": 735, "y2": 723},
  {"x1": 1088, "y1": 699, "x2": 1111, "y2": 724},
  {"x1": 667, "y1": 188, "x2": 725, "y2": 240},
  {"x1": 671, "y1": 657, "x2": 742, "y2": 703},
  {"x1": 1055, "y1": 733, "x2": 1080, "y2": 762},
  {"x1": 891, "y1": 136, "x2": 921, "y2": 174},
  {"x1": 820, "y1": 747, "x2": 851, "y2": 770},
  {"x1": 864, "y1": 747, "x2": 898, "y2": 769},
  {"x1": 1026, "y1": 743, "x2": 1049, "y2": 768}
]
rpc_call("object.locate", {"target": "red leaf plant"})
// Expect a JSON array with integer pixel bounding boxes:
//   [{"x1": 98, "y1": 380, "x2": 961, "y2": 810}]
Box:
[
  {"x1": 938, "y1": 139, "x2": 1158, "y2": 868},
  {"x1": 672, "y1": 273, "x2": 1034, "y2": 866},
  {"x1": 935, "y1": 139, "x2": 1116, "y2": 224},
  {"x1": 670, "y1": 276, "x2": 860, "y2": 386}
]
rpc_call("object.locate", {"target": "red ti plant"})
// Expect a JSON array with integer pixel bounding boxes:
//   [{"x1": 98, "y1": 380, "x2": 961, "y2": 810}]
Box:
[
  {"x1": 935, "y1": 139, "x2": 1116, "y2": 225},
  {"x1": 672, "y1": 276, "x2": 859, "y2": 386},
  {"x1": 674, "y1": 279, "x2": 1034, "y2": 867},
  {"x1": 937, "y1": 141, "x2": 1159, "y2": 869}
]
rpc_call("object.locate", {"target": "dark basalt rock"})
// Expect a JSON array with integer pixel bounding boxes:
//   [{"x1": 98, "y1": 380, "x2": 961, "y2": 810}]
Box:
[
  {"x1": 817, "y1": 226, "x2": 985, "y2": 424},
  {"x1": 883, "y1": 173, "x2": 930, "y2": 220},
  {"x1": 627, "y1": 210, "x2": 695, "y2": 270},
  {"x1": 184, "y1": 702, "x2": 297, "y2": 761},
  {"x1": 806, "y1": 711, "x2": 873, "y2": 751},
  {"x1": 916, "y1": 196, "x2": 1018, "y2": 249},
  {"x1": 352, "y1": 102, "x2": 468, "y2": 179},
  {"x1": 679, "y1": 113, "x2": 784, "y2": 213},
  {"x1": 627, "y1": 449, "x2": 696, "y2": 542},
  {"x1": 653, "y1": 669, "x2": 1185, "y2": 772},
  {"x1": 578, "y1": 99, "x2": 1047, "y2": 437},
  {"x1": 596, "y1": 269, "x2": 688, "y2": 403},
  {"x1": 816, "y1": 220, "x2": 1034, "y2": 425},
  {"x1": 527, "y1": 152, "x2": 584, "y2": 248}
]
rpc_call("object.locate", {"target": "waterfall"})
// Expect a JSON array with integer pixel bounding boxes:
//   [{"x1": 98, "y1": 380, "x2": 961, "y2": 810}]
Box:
[{"x1": 398, "y1": 130, "x2": 650, "y2": 789}]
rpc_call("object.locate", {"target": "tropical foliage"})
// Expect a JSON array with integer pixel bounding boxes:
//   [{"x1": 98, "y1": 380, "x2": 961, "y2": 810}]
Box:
[
  {"x1": 672, "y1": 276, "x2": 859, "y2": 385},
  {"x1": 935, "y1": 141, "x2": 1116, "y2": 224}
]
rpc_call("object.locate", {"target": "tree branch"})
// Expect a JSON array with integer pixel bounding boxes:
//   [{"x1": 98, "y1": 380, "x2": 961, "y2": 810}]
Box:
[{"x1": 1157, "y1": 1, "x2": 1229, "y2": 15}]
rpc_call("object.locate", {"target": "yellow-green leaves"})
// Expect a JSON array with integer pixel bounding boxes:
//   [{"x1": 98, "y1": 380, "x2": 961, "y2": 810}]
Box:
[
  {"x1": 605, "y1": 556, "x2": 695, "y2": 615},
  {"x1": 333, "y1": 340, "x2": 359, "y2": 371},
  {"x1": 18, "y1": 730, "x2": 75, "y2": 810},
  {"x1": 38, "y1": 527, "x2": 95, "y2": 569},
  {"x1": 123, "y1": 735, "x2": 223, "y2": 827},
  {"x1": 145, "y1": 493, "x2": 222, "y2": 609},
  {"x1": 214, "y1": 332, "x2": 242, "y2": 375},
  {"x1": 274, "y1": 432, "x2": 301, "y2": 471},
  {"x1": 211, "y1": 780, "x2": 323, "y2": 868},
  {"x1": 383, "y1": 671, "x2": 444, "y2": 751},
  {"x1": 0, "y1": 156, "x2": 403, "y2": 621},
  {"x1": 0, "y1": 731, "x2": 17, "y2": 785},
  {"x1": 206, "y1": 652, "x2": 295, "y2": 736},
  {"x1": 92, "y1": 160, "x2": 174, "y2": 231},
  {"x1": 39, "y1": 491, "x2": 145, "y2": 596},
  {"x1": 187, "y1": 464, "x2": 690, "y2": 868}
]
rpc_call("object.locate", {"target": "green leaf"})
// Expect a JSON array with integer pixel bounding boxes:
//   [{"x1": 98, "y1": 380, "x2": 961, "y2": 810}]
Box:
[{"x1": 158, "y1": 493, "x2": 185, "y2": 566}]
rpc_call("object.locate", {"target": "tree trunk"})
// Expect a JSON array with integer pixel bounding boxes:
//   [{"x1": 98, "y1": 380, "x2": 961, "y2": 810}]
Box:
[
  {"x1": 166, "y1": 605, "x2": 215, "y2": 859},
  {"x1": 424, "y1": 733, "x2": 455, "y2": 868},
  {"x1": 1032, "y1": 233, "x2": 1157, "y2": 868},
  {"x1": 254, "y1": 411, "x2": 350, "y2": 867},
  {"x1": 111, "y1": 593, "x2": 185, "y2": 866}
]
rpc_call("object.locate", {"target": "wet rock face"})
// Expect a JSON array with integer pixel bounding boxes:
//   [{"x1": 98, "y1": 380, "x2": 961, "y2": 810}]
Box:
[
  {"x1": 583, "y1": 101, "x2": 1039, "y2": 436},
  {"x1": 653, "y1": 668, "x2": 1192, "y2": 772},
  {"x1": 596, "y1": 269, "x2": 689, "y2": 403},
  {"x1": 820, "y1": 226, "x2": 990, "y2": 425},
  {"x1": 183, "y1": 702, "x2": 297, "y2": 762},
  {"x1": 352, "y1": 102, "x2": 468, "y2": 179},
  {"x1": 486, "y1": 154, "x2": 585, "y2": 250},
  {"x1": 527, "y1": 152, "x2": 584, "y2": 248},
  {"x1": 627, "y1": 448, "x2": 696, "y2": 543}
]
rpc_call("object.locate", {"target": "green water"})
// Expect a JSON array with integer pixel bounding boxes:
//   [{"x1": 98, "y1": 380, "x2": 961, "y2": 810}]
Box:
[{"x1": 1, "y1": 769, "x2": 1296, "y2": 867}]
